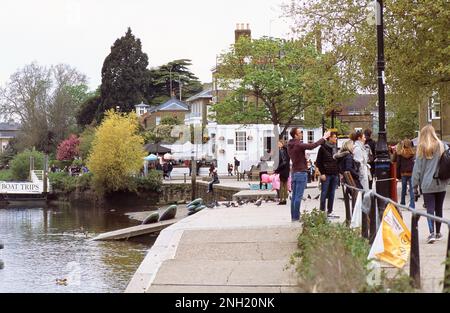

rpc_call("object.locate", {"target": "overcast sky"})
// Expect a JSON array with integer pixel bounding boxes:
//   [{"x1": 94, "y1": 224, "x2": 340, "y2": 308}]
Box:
[{"x1": 0, "y1": 0, "x2": 291, "y2": 91}]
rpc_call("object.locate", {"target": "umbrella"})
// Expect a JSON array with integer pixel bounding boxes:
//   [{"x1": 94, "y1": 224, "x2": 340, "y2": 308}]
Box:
[
  {"x1": 163, "y1": 153, "x2": 172, "y2": 160},
  {"x1": 144, "y1": 154, "x2": 158, "y2": 161}
]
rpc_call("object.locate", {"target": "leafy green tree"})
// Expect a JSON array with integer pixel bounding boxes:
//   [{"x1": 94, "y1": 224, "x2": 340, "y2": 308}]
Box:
[
  {"x1": 10, "y1": 149, "x2": 44, "y2": 181},
  {"x1": 283, "y1": 0, "x2": 450, "y2": 130},
  {"x1": 78, "y1": 126, "x2": 96, "y2": 160},
  {"x1": 87, "y1": 110, "x2": 146, "y2": 193},
  {"x1": 99, "y1": 28, "x2": 149, "y2": 116},
  {"x1": 149, "y1": 59, "x2": 203, "y2": 104},
  {"x1": 76, "y1": 88, "x2": 101, "y2": 127},
  {"x1": 213, "y1": 36, "x2": 344, "y2": 137}
]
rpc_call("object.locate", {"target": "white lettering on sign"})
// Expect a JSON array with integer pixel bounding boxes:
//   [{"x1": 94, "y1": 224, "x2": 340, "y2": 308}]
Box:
[{"x1": 0, "y1": 181, "x2": 42, "y2": 194}]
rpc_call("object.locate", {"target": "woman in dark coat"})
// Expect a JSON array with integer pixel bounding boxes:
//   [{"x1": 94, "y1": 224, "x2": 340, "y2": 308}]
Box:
[
  {"x1": 274, "y1": 139, "x2": 291, "y2": 205},
  {"x1": 333, "y1": 139, "x2": 362, "y2": 189}
]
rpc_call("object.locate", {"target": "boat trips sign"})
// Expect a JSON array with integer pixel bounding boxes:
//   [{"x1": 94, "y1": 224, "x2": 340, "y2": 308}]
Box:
[{"x1": 0, "y1": 181, "x2": 43, "y2": 194}]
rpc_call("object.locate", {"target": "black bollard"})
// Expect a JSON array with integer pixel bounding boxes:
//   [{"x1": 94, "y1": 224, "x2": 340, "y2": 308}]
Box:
[
  {"x1": 0, "y1": 241, "x2": 4, "y2": 249},
  {"x1": 410, "y1": 214, "x2": 421, "y2": 289},
  {"x1": 0, "y1": 260, "x2": 4, "y2": 270},
  {"x1": 343, "y1": 186, "x2": 351, "y2": 226}
]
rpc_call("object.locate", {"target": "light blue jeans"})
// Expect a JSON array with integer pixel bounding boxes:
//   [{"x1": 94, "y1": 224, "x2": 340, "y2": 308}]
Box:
[{"x1": 290, "y1": 172, "x2": 308, "y2": 221}]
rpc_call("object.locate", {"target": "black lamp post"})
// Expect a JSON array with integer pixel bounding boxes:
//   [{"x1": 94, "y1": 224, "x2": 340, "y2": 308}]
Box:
[{"x1": 374, "y1": 0, "x2": 391, "y2": 206}]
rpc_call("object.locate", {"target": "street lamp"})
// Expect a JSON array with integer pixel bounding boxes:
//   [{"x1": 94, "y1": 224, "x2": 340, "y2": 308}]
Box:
[{"x1": 374, "y1": 1, "x2": 391, "y2": 205}]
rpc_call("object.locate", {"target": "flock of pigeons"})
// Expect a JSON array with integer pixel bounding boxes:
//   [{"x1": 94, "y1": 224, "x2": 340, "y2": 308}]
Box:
[{"x1": 205, "y1": 193, "x2": 321, "y2": 209}]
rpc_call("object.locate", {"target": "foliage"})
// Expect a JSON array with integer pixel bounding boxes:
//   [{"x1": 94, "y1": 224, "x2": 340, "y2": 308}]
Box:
[
  {"x1": 0, "y1": 169, "x2": 12, "y2": 181},
  {"x1": 0, "y1": 62, "x2": 88, "y2": 153},
  {"x1": 56, "y1": 134, "x2": 80, "y2": 161},
  {"x1": 9, "y1": 149, "x2": 44, "y2": 180},
  {"x1": 386, "y1": 94, "x2": 419, "y2": 142},
  {"x1": 283, "y1": 0, "x2": 450, "y2": 130},
  {"x1": 87, "y1": 110, "x2": 146, "y2": 193},
  {"x1": 99, "y1": 28, "x2": 149, "y2": 116},
  {"x1": 161, "y1": 116, "x2": 182, "y2": 126},
  {"x1": 48, "y1": 172, "x2": 92, "y2": 195},
  {"x1": 149, "y1": 59, "x2": 203, "y2": 104},
  {"x1": 76, "y1": 89, "x2": 101, "y2": 127},
  {"x1": 78, "y1": 127, "x2": 96, "y2": 160},
  {"x1": 134, "y1": 170, "x2": 162, "y2": 192},
  {"x1": 144, "y1": 117, "x2": 182, "y2": 145},
  {"x1": 213, "y1": 36, "x2": 347, "y2": 137},
  {"x1": 0, "y1": 138, "x2": 18, "y2": 169},
  {"x1": 291, "y1": 209, "x2": 415, "y2": 292}
]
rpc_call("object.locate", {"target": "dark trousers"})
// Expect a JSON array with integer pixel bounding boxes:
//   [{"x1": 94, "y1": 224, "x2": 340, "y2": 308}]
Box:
[
  {"x1": 423, "y1": 191, "x2": 446, "y2": 234},
  {"x1": 259, "y1": 171, "x2": 268, "y2": 189},
  {"x1": 319, "y1": 174, "x2": 339, "y2": 214}
]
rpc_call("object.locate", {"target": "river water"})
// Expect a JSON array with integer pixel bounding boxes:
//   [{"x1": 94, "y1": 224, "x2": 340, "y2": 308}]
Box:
[{"x1": 0, "y1": 201, "x2": 157, "y2": 293}]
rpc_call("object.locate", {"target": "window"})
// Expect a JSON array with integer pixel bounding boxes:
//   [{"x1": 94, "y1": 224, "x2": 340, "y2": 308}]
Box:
[
  {"x1": 235, "y1": 131, "x2": 247, "y2": 151},
  {"x1": 139, "y1": 108, "x2": 145, "y2": 116},
  {"x1": 428, "y1": 92, "x2": 441, "y2": 121},
  {"x1": 156, "y1": 116, "x2": 161, "y2": 125},
  {"x1": 307, "y1": 131, "x2": 314, "y2": 143}
]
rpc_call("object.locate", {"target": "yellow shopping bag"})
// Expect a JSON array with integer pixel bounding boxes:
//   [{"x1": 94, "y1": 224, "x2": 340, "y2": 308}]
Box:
[{"x1": 368, "y1": 203, "x2": 411, "y2": 268}]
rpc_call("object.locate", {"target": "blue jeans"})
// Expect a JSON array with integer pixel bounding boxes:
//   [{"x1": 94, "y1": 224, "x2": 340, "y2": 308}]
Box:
[
  {"x1": 290, "y1": 172, "x2": 308, "y2": 221},
  {"x1": 423, "y1": 192, "x2": 446, "y2": 234},
  {"x1": 400, "y1": 176, "x2": 415, "y2": 209},
  {"x1": 320, "y1": 174, "x2": 339, "y2": 214}
]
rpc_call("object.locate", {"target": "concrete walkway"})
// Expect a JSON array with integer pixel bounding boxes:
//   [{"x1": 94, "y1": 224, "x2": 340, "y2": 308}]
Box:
[{"x1": 126, "y1": 180, "x2": 450, "y2": 293}]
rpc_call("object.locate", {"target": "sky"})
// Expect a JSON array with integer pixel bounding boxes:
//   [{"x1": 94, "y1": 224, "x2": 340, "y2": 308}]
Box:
[{"x1": 0, "y1": 0, "x2": 292, "y2": 91}]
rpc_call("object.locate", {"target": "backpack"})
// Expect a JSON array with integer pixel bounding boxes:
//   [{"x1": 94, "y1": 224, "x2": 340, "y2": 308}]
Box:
[{"x1": 436, "y1": 146, "x2": 450, "y2": 180}]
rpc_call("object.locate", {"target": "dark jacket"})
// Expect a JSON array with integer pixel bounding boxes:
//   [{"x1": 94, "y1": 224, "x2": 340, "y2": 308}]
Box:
[
  {"x1": 316, "y1": 142, "x2": 338, "y2": 175},
  {"x1": 274, "y1": 147, "x2": 290, "y2": 181},
  {"x1": 397, "y1": 153, "x2": 415, "y2": 177},
  {"x1": 288, "y1": 138, "x2": 325, "y2": 173},
  {"x1": 334, "y1": 150, "x2": 362, "y2": 188}
]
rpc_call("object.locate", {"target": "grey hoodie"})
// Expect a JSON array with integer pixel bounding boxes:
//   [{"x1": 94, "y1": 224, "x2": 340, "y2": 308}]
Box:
[{"x1": 412, "y1": 143, "x2": 449, "y2": 193}]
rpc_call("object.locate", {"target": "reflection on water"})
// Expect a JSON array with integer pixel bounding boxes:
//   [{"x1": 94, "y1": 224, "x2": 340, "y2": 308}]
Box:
[{"x1": 0, "y1": 201, "x2": 157, "y2": 293}]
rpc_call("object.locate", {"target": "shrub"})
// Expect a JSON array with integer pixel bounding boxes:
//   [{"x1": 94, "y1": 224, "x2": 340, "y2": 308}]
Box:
[
  {"x1": 0, "y1": 169, "x2": 12, "y2": 181},
  {"x1": 134, "y1": 170, "x2": 162, "y2": 192},
  {"x1": 291, "y1": 209, "x2": 414, "y2": 293},
  {"x1": 56, "y1": 134, "x2": 80, "y2": 161},
  {"x1": 48, "y1": 172, "x2": 92, "y2": 194},
  {"x1": 9, "y1": 149, "x2": 44, "y2": 180}
]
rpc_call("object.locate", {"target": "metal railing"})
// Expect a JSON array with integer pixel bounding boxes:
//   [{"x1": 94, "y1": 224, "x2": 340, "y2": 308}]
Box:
[{"x1": 342, "y1": 173, "x2": 450, "y2": 291}]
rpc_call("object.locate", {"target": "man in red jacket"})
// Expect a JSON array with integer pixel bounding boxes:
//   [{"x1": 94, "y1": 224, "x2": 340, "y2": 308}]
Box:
[{"x1": 288, "y1": 128, "x2": 331, "y2": 221}]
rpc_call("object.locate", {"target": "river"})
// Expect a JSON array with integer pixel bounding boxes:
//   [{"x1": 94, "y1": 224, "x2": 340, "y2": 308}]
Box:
[{"x1": 0, "y1": 201, "x2": 157, "y2": 293}]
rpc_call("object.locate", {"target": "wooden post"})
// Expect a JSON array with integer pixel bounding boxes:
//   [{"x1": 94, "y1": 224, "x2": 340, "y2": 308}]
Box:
[
  {"x1": 410, "y1": 214, "x2": 421, "y2": 289},
  {"x1": 369, "y1": 196, "x2": 377, "y2": 244},
  {"x1": 191, "y1": 157, "x2": 197, "y2": 200},
  {"x1": 343, "y1": 185, "x2": 351, "y2": 226}
]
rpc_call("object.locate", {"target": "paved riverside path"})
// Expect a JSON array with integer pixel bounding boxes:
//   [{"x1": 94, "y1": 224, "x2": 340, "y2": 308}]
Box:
[{"x1": 127, "y1": 179, "x2": 450, "y2": 293}]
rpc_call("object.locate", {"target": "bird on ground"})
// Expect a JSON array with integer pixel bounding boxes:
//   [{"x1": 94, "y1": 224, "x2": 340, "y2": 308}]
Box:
[
  {"x1": 224, "y1": 202, "x2": 231, "y2": 208},
  {"x1": 255, "y1": 198, "x2": 263, "y2": 207},
  {"x1": 231, "y1": 202, "x2": 238, "y2": 207},
  {"x1": 314, "y1": 194, "x2": 320, "y2": 200},
  {"x1": 302, "y1": 197, "x2": 307, "y2": 201},
  {"x1": 214, "y1": 201, "x2": 220, "y2": 207},
  {"x1": 206, "y1": 203, "x2": 215, "y2": 209},
  {"x1": 237, "y1": 199, "x2": 245, "y2": 206},
  {"x1": 307, "y1": 194, "x2": 311, "y2": 199}
]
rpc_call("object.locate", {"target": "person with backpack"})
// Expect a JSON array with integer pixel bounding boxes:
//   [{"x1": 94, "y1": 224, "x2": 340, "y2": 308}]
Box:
[
  {"x1": 333, "y1": 139, "x2": 362, "y2": 189},
  {"x1": 397, "y1": 138, "x2": 415, "y2": 208},
  {"x1": 412, "y1": 125, "x2": 450, "y2": 244},
  {"x1": 316, "y1": 132, "x2": 339, "y2": 217},
  {"x1": 274, "y1": 139, "x2": 290, "y2": 205}
]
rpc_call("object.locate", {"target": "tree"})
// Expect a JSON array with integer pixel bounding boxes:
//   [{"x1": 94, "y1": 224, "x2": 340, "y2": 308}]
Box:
[
  {"x1": 149, "y1": 59, "x2": 203, "y2": 105},
  {"x1": 0, "y1": 62, "x2": 88, "y2": 152},
  {"x1": 283, "y1": 0, "x2": 450, "y2": 126},
  {"x1": 9, "y1": 149, "x2": 44, "y2": 181},
  {"x1": 76, "y1": 88, "x2": 101, "y2": 127},
  {"x1": 87, "y1": 110, "x2": 146, "y2": 193},
  {"x1": 78, "y1": 126, "x2": 96, "y2": 160},
  {"x1": 99, "y1": 28, "x2": 149, "y2": 115},
  {"x1": 56, "y1": 135, "x2": 80, "y2": 161},
  {"x1": 213, "y1": 36, "x2": 344, "y2": 137},
  {"x1": 144, "y1": 116, "x2": 182, "y2": 145}
]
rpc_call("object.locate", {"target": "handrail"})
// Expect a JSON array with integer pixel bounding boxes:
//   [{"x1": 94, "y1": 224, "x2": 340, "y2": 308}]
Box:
[{"x1": 343, "y1": 182, "x2": 450, "y2": 226}]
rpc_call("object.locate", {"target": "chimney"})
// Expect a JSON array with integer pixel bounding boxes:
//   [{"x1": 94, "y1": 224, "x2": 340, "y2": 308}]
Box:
[{"x1": 235, "y1": 22, "x2": 251, "y2": 43}]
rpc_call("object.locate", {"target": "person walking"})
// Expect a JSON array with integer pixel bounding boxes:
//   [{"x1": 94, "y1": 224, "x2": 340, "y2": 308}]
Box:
[
  {"x1": 227, "y1": 163, "x2": 233, "y2": 176},
  {"x1": 412, "y1": 125, "x2": 449, "y2": 244},
  {"x1": 397, "y1": 138, "x2": 415, "y2": 208},
  {"x1": 167, "y1": 161, "x2": 173, "y2": 180},
  {"x1": 352, "y1": 131, "x2": 370, "y2": 190},
  {"x1": 274, "y1": 139, "x2": 290, "y2": 205},
  {"x1": 334, "y1": 140, "x2": 362, "y2": 189},
  {"x1": 316, "y1": 132, "x2": 339, "y2": 217},
  {"x1": 234, "y1": 157, "x2": 240, "y2": 176},
  {"x1": 288, "y1": 128, "x2": 331, "y2": 221}
]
